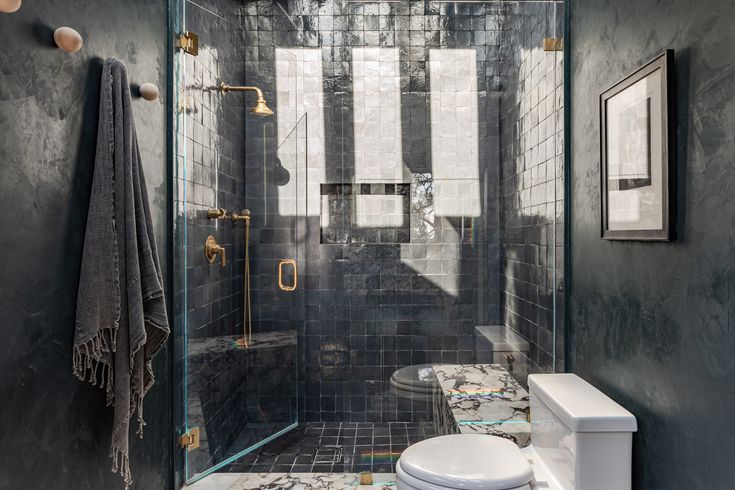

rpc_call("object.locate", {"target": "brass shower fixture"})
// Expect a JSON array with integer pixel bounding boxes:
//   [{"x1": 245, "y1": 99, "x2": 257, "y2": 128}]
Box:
[
  {"x1": 204, "y1": 207, "x2": 254, "y2": 348},
  {"x1": 217, "y1": 82, "x2": 274, "y2": 117},
  {"x1": 230, "y1": 209, "x2": 251, "y2": 223},
  {"x1": 204, "y1": 235, "x2": 226, "y2": 267},
  {"x1": 206, "y1": 208, "x2": 251, "y2": 222},
  {"x1": 207, "y1": 208, "x2": 227, "y2": 219}
]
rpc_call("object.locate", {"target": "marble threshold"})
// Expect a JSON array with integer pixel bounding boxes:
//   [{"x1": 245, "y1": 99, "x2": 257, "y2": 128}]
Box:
[{"x1": 185, "y1": 472, "x2": 397, "y2": 489}]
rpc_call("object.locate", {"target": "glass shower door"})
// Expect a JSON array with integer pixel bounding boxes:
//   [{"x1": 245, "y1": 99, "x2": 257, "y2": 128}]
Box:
[{"x1": 173, "y1": 0, "x2": 304, "y2": 484}]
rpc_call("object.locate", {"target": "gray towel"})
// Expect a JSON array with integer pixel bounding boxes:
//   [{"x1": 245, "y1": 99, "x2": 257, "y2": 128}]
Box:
[{"x1": 73, "y1": 58, "x2": 169, "y2": 488}]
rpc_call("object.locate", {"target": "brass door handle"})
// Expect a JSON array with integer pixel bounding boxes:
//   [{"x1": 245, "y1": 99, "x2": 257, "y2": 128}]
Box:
[
  {"x1": 205, "y1": 235, "x2": 226, "y2": 267},
  {"x1": 278, "y1": 259, "x2": 297, "y2": 291}
]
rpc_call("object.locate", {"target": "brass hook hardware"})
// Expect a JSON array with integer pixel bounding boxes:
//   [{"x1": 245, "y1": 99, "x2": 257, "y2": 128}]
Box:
[
  {"x1": 543, "y1": 37, "x2": 563, "y2": 52},
  {"x1": 278, "y1": 259, "x2": 298, "y2": 292},
  {"x1": 138, "y1": 82, "x2": 159, "y2": 101},
  {"x1": 54, "y1": 27, "x2": 83, "y2": 53},
  {"x1": 179, "y1": 427, "x2": 200, "y2": 451},
  {"x1": 176, "y1": 31, "x2": 199, "y2": 56},
  {"x1": 205, "y1": 235, "x2": 226, "y2": 267}
]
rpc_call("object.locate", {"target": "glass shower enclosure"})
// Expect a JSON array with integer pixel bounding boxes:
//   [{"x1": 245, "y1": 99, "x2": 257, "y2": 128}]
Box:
[
  {"x1": 172, "y1": 0, "x2": 565, "y2": 484},
  {"x1": 173, "y1": 0, "x2": 308, "y2": 483}
]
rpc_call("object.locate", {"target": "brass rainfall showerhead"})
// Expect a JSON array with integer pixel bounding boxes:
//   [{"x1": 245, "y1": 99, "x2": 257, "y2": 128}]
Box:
[
  {"x1": 250, "y1": 97, "x2": 274, "y2": 117},
  {"x1": 218, "y1": 82, "x2": 274, "y2": 117}
]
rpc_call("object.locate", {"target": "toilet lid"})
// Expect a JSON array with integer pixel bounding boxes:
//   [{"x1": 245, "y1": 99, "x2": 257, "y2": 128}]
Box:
[{"x1": 398, "y1": 434, "x2": 533, "y2": 490}]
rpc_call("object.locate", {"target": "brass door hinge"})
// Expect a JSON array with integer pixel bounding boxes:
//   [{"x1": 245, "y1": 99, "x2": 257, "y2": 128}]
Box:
[
  {"x1": 543, "y1": 37, "x2": 563, "y2": 52},
  {"x1": 176, "y1": 31, "x2": 199, "y2": 56},
  {"x1": 179, "y1": 427, "x2": 200, "y2": 451}
]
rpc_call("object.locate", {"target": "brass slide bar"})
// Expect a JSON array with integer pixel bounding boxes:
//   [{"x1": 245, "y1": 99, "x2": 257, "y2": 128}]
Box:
[{"x1": 205, "y1": 208, "x2": 254, "y2": 348}]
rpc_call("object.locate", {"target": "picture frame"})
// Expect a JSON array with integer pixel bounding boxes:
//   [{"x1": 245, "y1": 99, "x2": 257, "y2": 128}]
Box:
[{"x1": 600, "y1": 50, "x2": 676, "y2": 241}]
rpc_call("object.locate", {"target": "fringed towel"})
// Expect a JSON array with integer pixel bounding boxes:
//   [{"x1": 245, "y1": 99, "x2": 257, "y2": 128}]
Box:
[{"x1": 73, "y1": 58, "x2": 169, "y2": 489}]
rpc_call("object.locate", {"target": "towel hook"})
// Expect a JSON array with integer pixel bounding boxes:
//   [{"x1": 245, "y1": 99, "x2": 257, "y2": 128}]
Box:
[
  {"x1": 138, "y1": 83, "x2": 159, "y2": 101},
  {"x1": 54, "y1": 26, "x2": 83, "y2": 53},
  {"x1": 0, "y1": 0, "x2": 21, "y2": 13}
]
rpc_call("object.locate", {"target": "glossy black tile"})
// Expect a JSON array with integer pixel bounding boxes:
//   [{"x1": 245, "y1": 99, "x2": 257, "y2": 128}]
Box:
[{"x1": 222, "y1": 422, "x2": 434, "y2": 474}]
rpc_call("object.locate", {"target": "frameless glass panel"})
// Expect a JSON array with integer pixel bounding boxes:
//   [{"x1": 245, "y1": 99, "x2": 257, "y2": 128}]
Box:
[
  {"x1": 496, "y1": 0, "x2": 565, "y2": 377},
  {"x1": 173, "y1": 0, "x2": 304, "y2": 483}
]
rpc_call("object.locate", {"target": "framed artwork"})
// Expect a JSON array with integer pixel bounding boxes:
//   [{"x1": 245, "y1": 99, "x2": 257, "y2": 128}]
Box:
[{"x1": 600, "y1": 50, "x2": 676, "y2": 240}]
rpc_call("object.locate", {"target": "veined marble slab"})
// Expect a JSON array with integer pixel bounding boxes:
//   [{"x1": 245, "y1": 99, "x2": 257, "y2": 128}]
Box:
[
  {"x1": 432, "y1": 364, "x2": 531, "y2": 447},
  {"x1": 185, "y1": 472, "x2": 397, "y2": 489},
  {"x1": 187, "y1": 330, "x2": 297, "y2": 358}
]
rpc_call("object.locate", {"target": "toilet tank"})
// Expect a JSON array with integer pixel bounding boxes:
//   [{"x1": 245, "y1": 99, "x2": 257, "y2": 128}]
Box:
[
  {"x1": 528, "y1": 374, "x2": 637, "y2": 490},
  {"x1": 474, "y1": 326, "x2": 530, "y2": 384}
]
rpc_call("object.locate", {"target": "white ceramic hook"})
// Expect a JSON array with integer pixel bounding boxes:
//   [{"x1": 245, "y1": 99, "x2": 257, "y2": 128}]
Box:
[
  {"x1": 138, "y1": 83, "x2": 160, "y2": 101},
  {"x1": 54, "y1": 27, "x2": 83, "y2": 53},
  {"x1": 0, "y1": 0, "x2": 22, "y2": 13}
]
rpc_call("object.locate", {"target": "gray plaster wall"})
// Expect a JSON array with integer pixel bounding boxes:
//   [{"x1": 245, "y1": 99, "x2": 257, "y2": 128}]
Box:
[
  {"x1": 0, "y1": 1, "x2": 171, "y2": 489},
  {"x1": 568, "y1": 0, "x2": 735, "y2": 488}
]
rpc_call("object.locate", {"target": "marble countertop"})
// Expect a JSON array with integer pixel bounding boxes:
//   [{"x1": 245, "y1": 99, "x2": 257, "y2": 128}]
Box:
[{"x1": 432, "y1": 364, "x2": 531, "y2": 447}]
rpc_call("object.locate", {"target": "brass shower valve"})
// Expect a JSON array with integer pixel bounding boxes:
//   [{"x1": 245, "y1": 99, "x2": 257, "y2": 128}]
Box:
[
  {"x1": 205, "y1": 235, "x2": 226, "y2": 267},
  {"x1": 206, "y1": 208, "x2": 251, "y2": 223},
  {"x1": 206, "y1": 208, "x2": 227, "y2": 220}
]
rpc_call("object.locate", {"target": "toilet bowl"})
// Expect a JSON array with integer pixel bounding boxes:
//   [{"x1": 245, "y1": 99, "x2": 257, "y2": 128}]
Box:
[
  {"x1": 396, "y1": 373, "x2": 638, "y2": 490},
  {"x1": 390, "y1": 364, "x2": 439, "y2": 397}
]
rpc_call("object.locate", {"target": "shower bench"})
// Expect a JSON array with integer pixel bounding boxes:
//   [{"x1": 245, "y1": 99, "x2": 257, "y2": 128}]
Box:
[{"x1": 431, "y1": 364, "x2": 531, "y2": 447}]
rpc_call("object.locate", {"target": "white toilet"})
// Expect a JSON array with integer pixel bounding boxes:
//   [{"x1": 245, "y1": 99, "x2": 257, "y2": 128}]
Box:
[{"x1": 396, "y1": 373, "x2": 638, "y2": 490}]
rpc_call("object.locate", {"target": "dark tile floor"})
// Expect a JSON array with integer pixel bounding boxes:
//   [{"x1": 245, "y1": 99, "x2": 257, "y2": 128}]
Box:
[{"x1": 221, "y1": 422, "x2": 436, "y2": 474}]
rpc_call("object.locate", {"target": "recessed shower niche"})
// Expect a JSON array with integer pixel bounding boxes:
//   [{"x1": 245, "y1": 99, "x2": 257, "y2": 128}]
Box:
[
  {"x1": 320, "y1": 182, "x2": 411, "y2": 244},
  {"x1": 172, "y1": 0, "x2": 565, "y2": 484}
]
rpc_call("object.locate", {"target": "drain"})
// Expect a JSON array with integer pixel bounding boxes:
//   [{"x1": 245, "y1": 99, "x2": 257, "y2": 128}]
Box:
[{"x1": 314, "y1": 445, "x2": 344, "y2": 465}]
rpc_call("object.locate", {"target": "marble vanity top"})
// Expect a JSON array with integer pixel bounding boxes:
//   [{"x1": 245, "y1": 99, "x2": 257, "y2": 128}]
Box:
[{"x1": 432, "y1": 364, "x2": 531, "y2": 447}]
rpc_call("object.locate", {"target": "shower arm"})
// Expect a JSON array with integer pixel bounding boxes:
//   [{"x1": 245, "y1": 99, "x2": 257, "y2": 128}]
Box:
[
  {"x1": 217, "y1": 82, "x2": 274, "y2": 117},
  {"x1": 218, "y1": 82, "x2": 265, "y2": 100}
]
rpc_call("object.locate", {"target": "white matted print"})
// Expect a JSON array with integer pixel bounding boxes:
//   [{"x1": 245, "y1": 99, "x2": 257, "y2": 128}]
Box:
[{"x1": 600, "y1": 51, "x2": 675, "y2": 241}]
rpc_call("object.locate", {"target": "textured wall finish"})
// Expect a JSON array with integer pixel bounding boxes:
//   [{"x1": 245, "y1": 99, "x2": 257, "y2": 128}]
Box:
[
  {"x1": 569, "y1": 0, "x2": 735, "y2": 488},
  {"x1": 0, "y1": 1, "x2": 171, "y2": 489}
]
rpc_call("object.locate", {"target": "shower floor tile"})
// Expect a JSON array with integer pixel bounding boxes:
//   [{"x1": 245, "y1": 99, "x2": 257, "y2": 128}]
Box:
[{"x1": 220, "y1": 422, "x2": 436, "y2": 474}]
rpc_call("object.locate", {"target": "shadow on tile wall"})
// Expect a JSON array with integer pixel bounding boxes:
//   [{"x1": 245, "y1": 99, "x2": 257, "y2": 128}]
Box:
[
  {"x1": 175, "y1": 0, "x2": 565, "y2": 443},
  {"x1": 239, "y1": 0, "x2": 506, "y2": 422}
]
